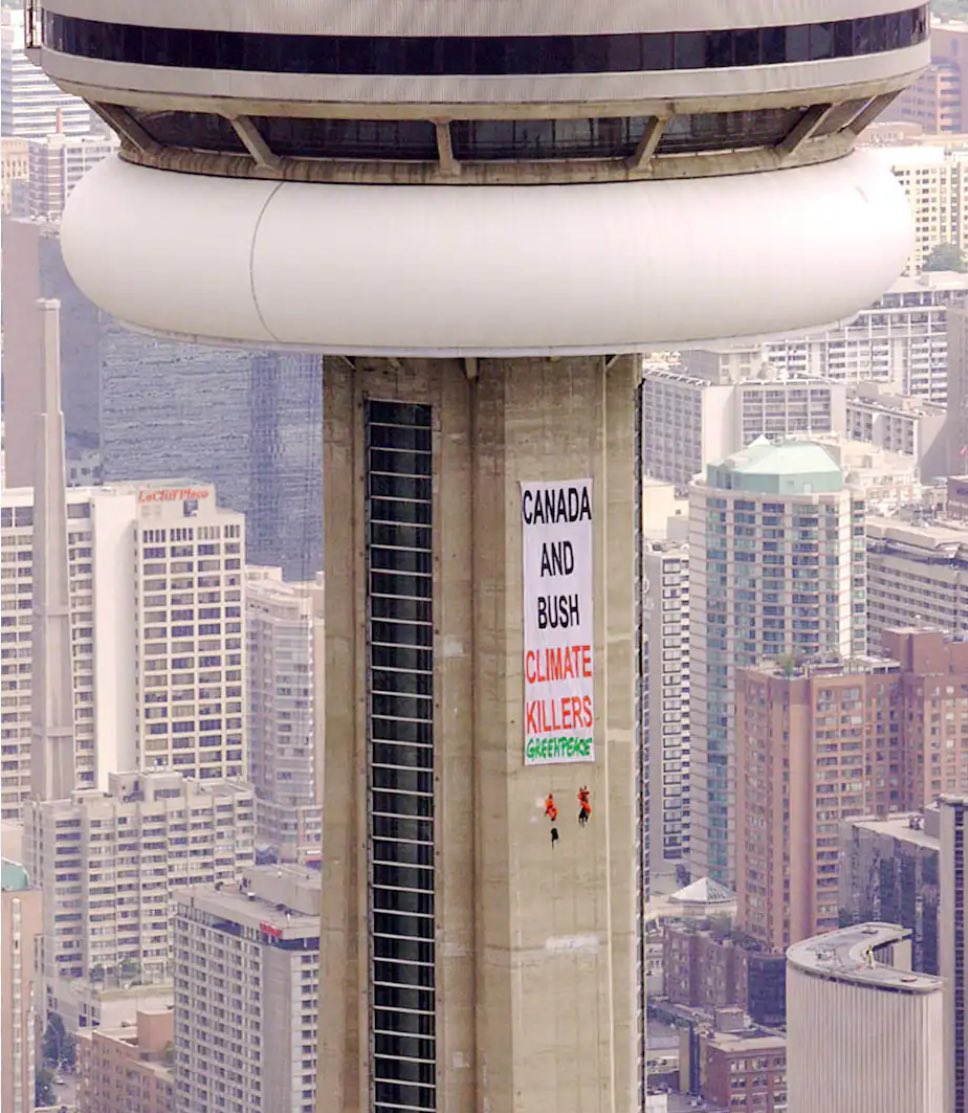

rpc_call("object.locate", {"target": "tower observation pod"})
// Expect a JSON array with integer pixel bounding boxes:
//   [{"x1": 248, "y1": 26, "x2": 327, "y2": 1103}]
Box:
[{"x1": 35, "y1": 2, "x2": 926, "y2": 1110}]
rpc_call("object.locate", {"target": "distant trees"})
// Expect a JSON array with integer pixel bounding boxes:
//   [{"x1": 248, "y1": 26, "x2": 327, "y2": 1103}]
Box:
[
  {"x1": 35, "y1": 1067, "x2": 56, "y2": 1108},
  {"x1": 41, "y1": 1012, "x2": 75, "y2": 1072},
  {"x1": 119, "y1": 958, "x2": 141, "y2": 985},
  {"x1": 924, "y1": 242, "x2": 967, "y2": 273}
]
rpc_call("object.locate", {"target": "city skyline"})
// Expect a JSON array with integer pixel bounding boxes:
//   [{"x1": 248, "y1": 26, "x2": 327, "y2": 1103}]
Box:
[{"x1": 3, "y1": 2, "x2": 967, "y2": 1112}]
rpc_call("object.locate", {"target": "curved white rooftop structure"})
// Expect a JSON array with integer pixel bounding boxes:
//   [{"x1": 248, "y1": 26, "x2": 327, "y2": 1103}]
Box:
[
  {"x1": 34, "y1": 0, "x2": 928, "y2": 353},
  {"x1": 787, "y1": 923, "x2": 944, "y2": 1113},
  {"x1": 787, "y1": 921, "x2": 942, "y2": 994}
]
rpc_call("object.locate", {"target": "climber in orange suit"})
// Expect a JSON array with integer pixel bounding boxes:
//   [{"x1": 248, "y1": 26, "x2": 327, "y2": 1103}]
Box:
[
  {"x1": 545, "y1": 793, "x2": 560, "y2": 848},
  {"x1": 578, "y1": 786, "x2": 591, "y2": 826}
]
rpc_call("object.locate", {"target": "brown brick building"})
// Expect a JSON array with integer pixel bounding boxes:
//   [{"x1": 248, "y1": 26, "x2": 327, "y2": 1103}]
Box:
[
  {"x1": 887, "y1": 21, "x2": 968, "y2": 133},
  {"x1": 736, "y1": 629, "x2": 968, "y2": 954},
  {"x1": 736, "y1": 657, "x2": 901, "y2": 952},
  {"x1": 883, "y1": 628, "x2": 968, "y2": 807},
  {"x1": 76, "y1": 1007, "x2": 173, "y2": 1113},
  {"x1": 663, "y1": 924, "x2": 747, "y2": 1010},
  {"x1": 679, "y1": 1010, "x2": 787, "y2": 1113},
  {"x1": 662, "y1": 922, "x2": 787, "y2": 1026},
  {"x1": 701, "y1": 1028, "x2": 787, "y2": 1113}
]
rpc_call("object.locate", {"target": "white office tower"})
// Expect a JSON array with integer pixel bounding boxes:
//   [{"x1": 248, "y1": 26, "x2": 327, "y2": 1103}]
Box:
[
  {"x1": 642, "y1": 363, "x2": 847, "y2": 487},
  {"x1": 940, "y1": 795, "x2": 968, "y2": 1113},
  {"x1": 0, "y1": 10, "x2": 91, "y2": 137},
  {"x1": 1, "y1": 479, "x2": 246, "y2": 820},
  {"x1": 681, "y1": 271, "x2": 968, "y2": 403},
  {"x1": 174, "y1": 865, "x2": 321, "y2": 1113},
  {"x1": 787, "y1": 923, "x2": 945, "y2": 1113},
  {"x1": 690, "y1": 439, "x2": 866, "y2": 884},
  {"x1": 643, "y1": 529, "x2": 690, "y2": 879},
  {"x1": 23, "y1": 770, "x2": 254, "y2": 1028},
  {"x1": 246, "y1": 568, "x2": 324, "y2": 865},
  {"x1": 37, "y1": 2, "x2": 924, "y2": 1110},
  {"x1": 27, "y1": 129, "x2": 118, "y2": 220}
]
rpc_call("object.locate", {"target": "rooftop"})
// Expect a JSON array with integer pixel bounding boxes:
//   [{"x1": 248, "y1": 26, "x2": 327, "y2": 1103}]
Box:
[
  {"x1": 176, "y1": 864, "x2": 321, "y2": 941},
  {"x1": 33, "y1": 771, "x2": 254, "y2": 814},
  {"x1": 669, "y1": 877, "x2": 735, "y2": 907},
  {"x1": 746, "y1": 654, "x2": 899, "y2": 681},
  {"x1": 704, "y1": 1028, "x2": 786, "y2": 1054},
  {"x1": 1, "y1": 859, "x2": 29, "y2": 891},
  {"x1": 786, "y1": 923, "x2": 943, "y2": 994},
  {"x1": 867, "y1": 514, "x2": 968, "y2": 555},
  {"x1": 706, "y1": 438, "x2": 844, "y2": 495},
  {"x1": 845, "y1": 812, "x2": 939, "y2": 851},
  {"x1": 847, "y1": 383, "x2": 945, "y2": 416}
]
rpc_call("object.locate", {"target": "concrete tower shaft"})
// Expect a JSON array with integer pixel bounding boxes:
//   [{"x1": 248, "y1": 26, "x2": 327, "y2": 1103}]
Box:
[
  {"x1": 31, "y1": 3, "x2": 928, "y2": 1111},
  {"x1": 322, "y1": 356, "x2": 640, "y2": 1112}
]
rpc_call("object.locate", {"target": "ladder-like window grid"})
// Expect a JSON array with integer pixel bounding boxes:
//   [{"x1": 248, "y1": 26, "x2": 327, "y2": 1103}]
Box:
[{"x1": 366, "y1": 400, "x2": 437, "y2": 1113}]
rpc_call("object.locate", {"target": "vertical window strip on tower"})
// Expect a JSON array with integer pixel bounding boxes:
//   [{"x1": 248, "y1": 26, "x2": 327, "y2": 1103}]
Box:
[
  {"x1": 365, "y1": 400, "x2": 437, "y2": 1113},
  {"x1": 634, "y1": 377, "x2": 648, "y2": 1103}
]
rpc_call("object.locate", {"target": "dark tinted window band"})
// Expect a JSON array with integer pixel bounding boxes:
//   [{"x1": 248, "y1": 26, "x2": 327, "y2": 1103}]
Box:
[
  {"x1": 44, "y1": 8, "x2": 927, "y2": 77},
  {"x1": 115, "y1": 104, "x2": 869, "y2": 161}
]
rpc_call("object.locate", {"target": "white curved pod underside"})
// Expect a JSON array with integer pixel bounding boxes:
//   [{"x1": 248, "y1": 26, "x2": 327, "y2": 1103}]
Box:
[{"x1": 61, "y1": 152, "x2": 912, "y2": 355}]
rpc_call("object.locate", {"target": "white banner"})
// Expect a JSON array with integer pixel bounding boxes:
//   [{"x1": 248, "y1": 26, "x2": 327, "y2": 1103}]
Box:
[{"x1": 521, "y1": 479, "x2": 594, "y2": 765}]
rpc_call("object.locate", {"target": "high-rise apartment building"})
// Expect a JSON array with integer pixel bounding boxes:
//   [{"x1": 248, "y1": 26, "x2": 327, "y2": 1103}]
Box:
[
  {"x1": 940, "y1": 795, "x2": 968, "y2": 1113},
  {"x1": 947, "y1": 304, "x2": 968, "y2": 472},
  {"x1": 34, "y1": 1, "x2": 925, "y2": 1108},
  {"x1": 686, "y1": 271, "x2": 968, "y2": 405},
  {"x1": 1, "y1": 479, "x2": 246, "y2": 818},
  {"x1": 643, "y1": 539, "x2": 690, "y2": 873},
  {"x1": 736, "y1": 657, "x2": 902, "y2": 951},
  {"x1": 866, "y1": 516, "x2": 968, "y2": 648},
  {"x1": 27, "y1": 130, "x2": 118, "y2": 220},
  {"x1": 840, "y1": 809, "x2": 942, "y2": 975},
  {"x1": 876, "y1": 144, "x2": 968, "y2": 272},
  {"x1": 1, "y1": 861, "x2": 42, "y2": 1113},
  {"x1": 3, "y1": 487, "x2": 99, "y2": 814},
  {"x1": 690, "y1": 439, "x2": 866, "y2": 884},
  {"x1": 883, "y1": 627, "x2": 968, "y2": 807},
  {"x1": 886, "y1": 21, "x2": 968, "y2": 134},
  {"x1": 23, "y1": 770, "x2": 254, "y2": 1027},
  {"x1": 174, "y1": 865, "x2": 320, "y2": 1113},
  {"x1": 786, "y1": 923, "x2": 944, "y2": 1113},
  {"x1": 76, "y1": 1007, "x2": 175, "y2": 1113},
  {"x1": 641, "y1": 365, "x2": 846, "y2": 486},
  {"x1": 0, "y1": 10, "x2": 92, "y2": 137},
  {"x1": 737, "y1": 631, "x2": 968, "y2": 953},
  {"x1": 246, "y1": 567, "x2": 324, "y2": 864}
]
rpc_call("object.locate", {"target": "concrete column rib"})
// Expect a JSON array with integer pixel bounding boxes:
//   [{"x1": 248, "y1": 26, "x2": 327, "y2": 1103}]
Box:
[{"x1": 30, "y1": 298, "x2": 76, "y2": 803}]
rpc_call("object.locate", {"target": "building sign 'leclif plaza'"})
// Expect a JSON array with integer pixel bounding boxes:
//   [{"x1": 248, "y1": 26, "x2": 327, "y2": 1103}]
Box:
[{"x1": 521, "y1": 480, "x2": 594, "y2": 765}]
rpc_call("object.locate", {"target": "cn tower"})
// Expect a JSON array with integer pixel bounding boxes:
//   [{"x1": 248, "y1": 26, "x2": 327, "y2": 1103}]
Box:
[{"x1": 34, "y1": 3, "x2": 925, "y2": 1110}]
